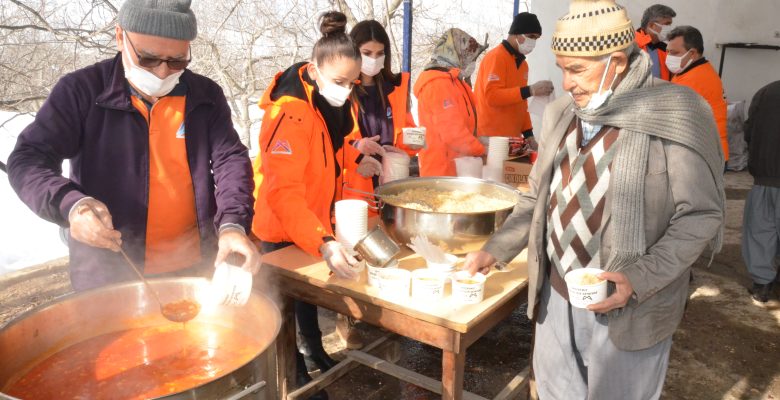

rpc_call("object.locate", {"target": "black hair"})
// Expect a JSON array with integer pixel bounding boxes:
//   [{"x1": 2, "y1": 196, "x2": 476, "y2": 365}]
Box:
[
  {"x1": 668, "y1": 25, "x2": 704, "y2": 55},
  {"x1": 640, "y1": 4, "x2": 676, "y2": 30},
  {"x1": 312, "y1": 11, "x2": 361, "y2": 66}
]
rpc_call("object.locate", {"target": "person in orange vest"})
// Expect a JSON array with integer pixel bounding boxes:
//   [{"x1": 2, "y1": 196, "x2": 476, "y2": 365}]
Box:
[
  {"x1": 340, "y1": 19, "x2": 417, "y2": 205},
  {"x1": 635, "y1": 4, "x2": 676, "y2": 80},
  {"x1": 251, "y1": 12, "x2": 377, "y2": 400},
  {"x1": 667, "y1": 26, "x2": 729, "y2": 165},
  {"x1": 414, "y1": 28, "x2": 487, "y2": 176},
  {"x1": 474, "y1": 12, "x2": 553, "y2": 148}
]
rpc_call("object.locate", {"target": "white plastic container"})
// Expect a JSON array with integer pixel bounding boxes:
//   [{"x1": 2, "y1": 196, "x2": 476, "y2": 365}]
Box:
[
  {"x1": 367, "y1": 260, "x2": 398, "y2": 288},
  {"x1": 211, "y1": 262, "x2": 253, "y2": 306},
  {"x1": 378, "y1": 268, "x2": 411, "y2": 299},
  {"x1": 381, "y1": 152, "x2": 411, "y2": 184},
  {"x1": 563, "y1": 268, "x2": 608, "y2": 309},
  {"x1": 451, "y1": 271, "x2": 486, "y2": 305},
  {"x1": 454, "y1": 156, "x2": 483, "y2": 178},
  {"x1": 412, "y1": 268, "x2": 446, "y2": 300},
  {"x1": 402, "y1": 127, "x2": 426, "y2": 147}
]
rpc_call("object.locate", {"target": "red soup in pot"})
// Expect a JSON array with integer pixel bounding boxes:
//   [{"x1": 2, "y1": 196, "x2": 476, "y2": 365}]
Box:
[{"x1": 4, "y1": 322, "x2": 262, "y2": 400}]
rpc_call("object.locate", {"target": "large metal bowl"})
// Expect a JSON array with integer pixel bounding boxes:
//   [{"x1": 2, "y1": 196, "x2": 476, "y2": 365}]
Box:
[
  {"x1": 376, "y1": 176, "x2": 521, "y2": 254},
  {"x1": 0, "y1": 278, "x2": 280, "y2": 400}
]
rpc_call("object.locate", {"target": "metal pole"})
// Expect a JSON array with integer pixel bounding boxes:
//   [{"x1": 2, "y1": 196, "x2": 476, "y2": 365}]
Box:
[
  {"x1": 402, "y1": 0, "x2": 413, "y2": 73},
  {"x1": 718, "y1": 44, "x2": 727, "y2": 77},
  {"x1": 513, "y1": 0, "x2": 520, "y2": 16}
]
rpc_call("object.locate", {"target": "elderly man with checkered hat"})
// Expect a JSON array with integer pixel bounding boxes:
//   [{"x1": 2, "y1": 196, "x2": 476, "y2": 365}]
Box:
[{"x1": 464, "y1": 0, "x2": 725, "y2": 398}]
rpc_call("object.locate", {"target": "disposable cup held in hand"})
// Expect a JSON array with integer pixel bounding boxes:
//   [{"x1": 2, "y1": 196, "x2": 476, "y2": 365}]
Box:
[
  {"x1": 563, "y1": 268, "x2": 608, "y2": 309},
  {"x1": 381, "y1": 152, "x2": 411, "y2": 184},
  {"x1": 452, "y1": 271, "x2": 486, "y2": 305},
  {"x1": 402, "y1": 127, "x2": 426, "y2": 147},
  {"x1": 412, "y1": 269, "x2": 446, "y2": 300},
  {"x1": 454, "y1": 157, "x2": 483, "y2": 178},
  {"x1": 211, "y1": 262, "x2": 253, "y2": 306}
]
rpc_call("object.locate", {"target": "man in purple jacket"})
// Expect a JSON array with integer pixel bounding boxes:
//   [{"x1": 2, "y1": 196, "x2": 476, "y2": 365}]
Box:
[{"x1": 7, "y1": 0, "x2": 259, "y2": 290}]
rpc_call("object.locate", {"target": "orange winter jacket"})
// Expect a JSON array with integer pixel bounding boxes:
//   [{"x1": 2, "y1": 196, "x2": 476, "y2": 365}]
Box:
[
  {"x1": 672, "y1": 59, "x2": 729, "y2": 161},
  {"x1": 636, "y1": 29, "x2": 671, "y2": 81},
  {"x1": 341, "y1": 72, "x2": 416, "y2": 202},
  {"x1": 413, "y1": 68, "x2": 485, "y2": 176},
  {"x1": 252, "y1": 62, "x2": 361, "y2": 256},
  {"x1": 474, "y1": 42, "x2": 533, "y2": 137}
]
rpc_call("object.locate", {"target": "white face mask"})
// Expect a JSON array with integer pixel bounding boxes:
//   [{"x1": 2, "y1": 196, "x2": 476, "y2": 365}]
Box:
[
  {"x1": 460, "y1": 62, "x2": 476, "y2": 79},
  {"x1": 516, "y1": 36, "x2": 536, "y2": 55},
  {"x1": 582, "y1": 55, "x2": 616, "y2": 111},
  {"x1": 314, "y1": 64, "x2": 352, "y2": 107},
  {"x1": 122, "y1": 36, "x2": 184, "y2": 98},
  {"x1": 361, "y1": 54, "x2": 385, "y2": 77},
  {"x1": 650, "y1": 23, "x2": 674, "y2": 42},
  {"x1": 665, "y1": 50, "x2": 691, "y2": 74}
]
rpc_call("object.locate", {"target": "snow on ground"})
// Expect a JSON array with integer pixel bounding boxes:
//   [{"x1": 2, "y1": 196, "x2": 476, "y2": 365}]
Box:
[{"x1": 0, "y1": 111, "x2": 68, "y2": 275}]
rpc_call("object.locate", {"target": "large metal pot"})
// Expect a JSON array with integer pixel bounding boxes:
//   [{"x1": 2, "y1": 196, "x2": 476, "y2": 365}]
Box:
[
  {"x1": 0, "y1": 278, "x2": 280, "y2": 400},
  {"x1": 376, "y1": 176, "x2": 521, "y2": 254}
]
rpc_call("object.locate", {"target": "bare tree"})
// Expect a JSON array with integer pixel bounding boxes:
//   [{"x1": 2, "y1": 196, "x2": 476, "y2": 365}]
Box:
[{"x1": 0, "y1": 0, "x2": 470, "y2": 149}]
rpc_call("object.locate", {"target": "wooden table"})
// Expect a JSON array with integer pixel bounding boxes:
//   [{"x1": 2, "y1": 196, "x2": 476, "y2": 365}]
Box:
[{"x1": 262, "y1": 243, "x2": 529, "y2": 400}]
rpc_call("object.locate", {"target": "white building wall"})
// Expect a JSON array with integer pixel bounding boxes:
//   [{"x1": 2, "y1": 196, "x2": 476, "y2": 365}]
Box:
[{"x1": 527, "y1": 0, "x2": 780, "y2": 107}]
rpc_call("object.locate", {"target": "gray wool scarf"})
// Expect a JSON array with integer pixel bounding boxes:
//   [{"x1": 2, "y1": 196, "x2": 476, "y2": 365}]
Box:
[{"x1": 573, "y1": 48, "x2": 725, "y2": 272}]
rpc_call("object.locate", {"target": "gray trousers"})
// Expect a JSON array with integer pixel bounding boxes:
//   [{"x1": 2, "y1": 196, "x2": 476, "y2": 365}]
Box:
[
  {"x1": 533, "y1": 277, "x2": 672, "y2": 400},
  {"x1": 742, "y1": 185, "x2": 780, "y2": 284}
]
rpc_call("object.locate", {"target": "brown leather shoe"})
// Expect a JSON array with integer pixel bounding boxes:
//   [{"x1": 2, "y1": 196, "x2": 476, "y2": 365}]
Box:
[{"x1": 336, "y1": 314, "x2": 364, "y2": 349}]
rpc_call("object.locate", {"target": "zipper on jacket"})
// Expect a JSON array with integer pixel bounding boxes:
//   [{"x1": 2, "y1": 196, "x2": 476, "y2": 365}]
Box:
[
  {"x1": 457, "y1": 79, "x2": 478, "y2": 136},
  {"x1": 264, "y1": 112, "x2": 286, "y2": 152},
  {"x1": 321, "y1": 132, "x2": 328, "y2": 167}
]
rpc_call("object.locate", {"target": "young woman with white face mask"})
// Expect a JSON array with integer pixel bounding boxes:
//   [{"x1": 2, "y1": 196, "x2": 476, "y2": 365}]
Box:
[
  {"x1": 251, "y1": 11, "x2": 370, "y2": 400},
  {"x1": 338, "y1": 20, "x2": 418, "y2": 207}
]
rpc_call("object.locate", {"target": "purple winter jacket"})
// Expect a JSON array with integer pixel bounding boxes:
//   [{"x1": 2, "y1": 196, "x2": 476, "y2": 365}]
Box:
[{"x1": 7, "y1": 53, "x2": 254, "y2": 291}]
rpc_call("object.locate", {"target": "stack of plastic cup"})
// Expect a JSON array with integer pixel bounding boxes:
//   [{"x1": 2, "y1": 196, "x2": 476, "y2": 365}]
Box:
[
  {"x1": 335, "y1": 199, "x2": 368, "y2": 254},
  {"x1": 454, "y1": 156, "x2": 483, "y2": 178},
  {"x1": 486, "y1": 136, "x2": 510, "y2": 168},
  {"x1": 482, "y1": 164, "x2": 504, "y2": 183},
  {"x1": 381, "y1": 152, "x2": 411, "y2": 184}
]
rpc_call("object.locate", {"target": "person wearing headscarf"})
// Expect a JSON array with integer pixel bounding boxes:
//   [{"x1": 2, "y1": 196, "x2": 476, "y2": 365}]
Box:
[{"x1": 413, "y1": 28, "x2": 487, "y2": 176}]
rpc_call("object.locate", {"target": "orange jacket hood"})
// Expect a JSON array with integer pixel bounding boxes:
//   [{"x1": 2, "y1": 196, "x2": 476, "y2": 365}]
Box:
[
  {"x1": 260, "y1": 61, "x2": 314, "y2": 113},
  {"x1": 413, "y1": 67, "x2": 461, "y2": 98}
]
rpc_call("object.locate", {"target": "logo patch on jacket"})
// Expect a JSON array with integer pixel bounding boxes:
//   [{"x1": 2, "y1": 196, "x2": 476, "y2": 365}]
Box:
[
  {"x1": 442, "y1": 99, "x2": 454, "y2": 109},
  {"x1": 271, "y1": 139, "x2": 293, "y2": 155},
  {"x1": 175, "y1": 122, "x2": 186, "y2": 139},
  {"x1": 488, "y1": 73, "x2": 500, "y2": 82}
]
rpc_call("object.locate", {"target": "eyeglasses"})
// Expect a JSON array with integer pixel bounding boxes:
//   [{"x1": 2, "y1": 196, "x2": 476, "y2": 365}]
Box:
[{"x1": 124, "y1": 33, "x2": 191, "y2": 70}]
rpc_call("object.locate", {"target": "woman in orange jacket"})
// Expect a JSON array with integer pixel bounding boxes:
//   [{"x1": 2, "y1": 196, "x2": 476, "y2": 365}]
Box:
[
  {"x1": 251, "y1": 12, "x2": 376, "y2": 398},
  {"x1": 340, "y1": 19, "x2": 418, "y2": 202},
  {"x1": 414, "y1": 28, "x2": 487, "y2": 176}
]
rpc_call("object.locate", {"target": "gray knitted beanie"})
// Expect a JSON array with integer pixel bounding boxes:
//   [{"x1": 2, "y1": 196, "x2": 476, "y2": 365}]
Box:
[{"x1": 118, "y1": 0, "x2": 197, "y2": 41}]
